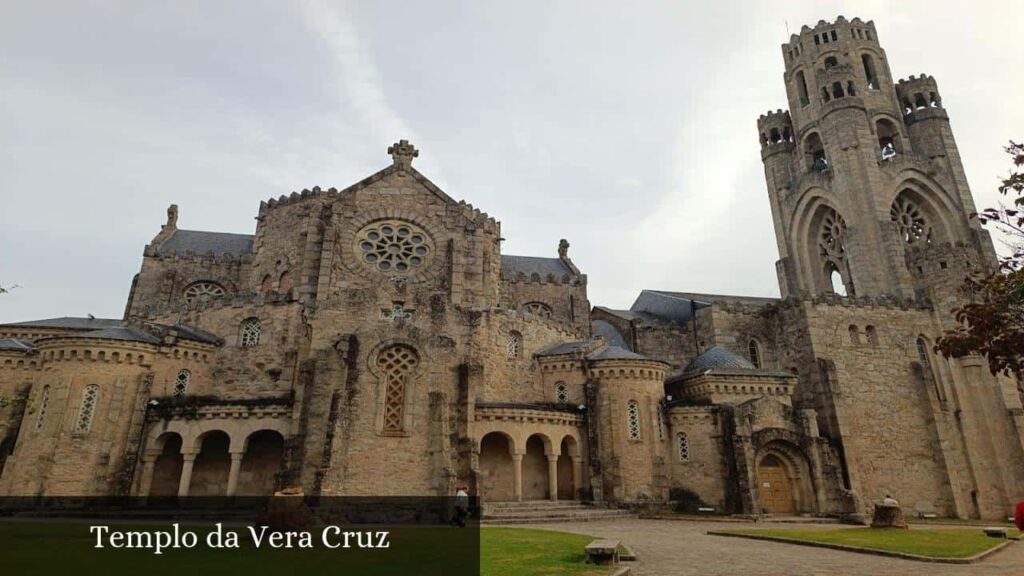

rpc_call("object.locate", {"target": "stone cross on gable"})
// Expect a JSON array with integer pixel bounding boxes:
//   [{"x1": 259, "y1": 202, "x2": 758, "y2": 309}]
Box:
[{"x1": 388, "y1": 139, "x2": 418, "y2": 169}]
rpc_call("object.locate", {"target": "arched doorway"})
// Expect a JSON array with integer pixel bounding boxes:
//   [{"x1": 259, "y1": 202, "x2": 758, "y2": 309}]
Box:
[
  {"x1": 522, "y1": 434, "x2": 550, "y2": 500},
  {"x1": 238, "y1": 430, "x2": 285, "y2": 496},
  {"x1": 150, "y1": 432, "x2": 184, "y2": 497},
  {"x1": 757, "y1": 453, "x2": 797, "y2": 514},
  {"x1": 190, "y1": 431, "x2": 231, "y2": 496},
  {"x1": 479, "y1": 432, "x2": 515, "y2": 501},
  {"x1": 557, "y1": 436, "x2": 577, "y2": 500}
]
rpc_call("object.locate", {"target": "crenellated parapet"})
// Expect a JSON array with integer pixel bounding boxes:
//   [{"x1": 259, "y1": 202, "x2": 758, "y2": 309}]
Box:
[{"x1": 896, "y1": 74, "x2": 947, "y2": 125}]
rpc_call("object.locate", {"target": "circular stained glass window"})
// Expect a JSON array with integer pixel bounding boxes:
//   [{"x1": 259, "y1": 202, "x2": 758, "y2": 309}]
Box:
[{"x1": 356, "y1": 220, "x2": 432, "y2": 273}]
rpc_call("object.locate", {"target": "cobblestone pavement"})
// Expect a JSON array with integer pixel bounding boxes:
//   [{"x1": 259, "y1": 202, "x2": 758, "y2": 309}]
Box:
[{"x1": 504, "y1": 518, "x2": 1023, "y2": 575}]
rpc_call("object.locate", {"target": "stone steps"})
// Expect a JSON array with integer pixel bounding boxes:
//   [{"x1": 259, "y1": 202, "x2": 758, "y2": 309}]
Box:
[{"x1": 481, "y1": 501, "x2": 635, "y2": 524}]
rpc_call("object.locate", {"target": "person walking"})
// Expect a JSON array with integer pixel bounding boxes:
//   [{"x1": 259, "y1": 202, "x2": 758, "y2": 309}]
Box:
[{"x1": 450, "y1": 485, "x2": 470, "y2": 528}]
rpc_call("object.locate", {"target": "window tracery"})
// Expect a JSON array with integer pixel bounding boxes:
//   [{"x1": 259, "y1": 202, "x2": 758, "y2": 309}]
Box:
[
  {"x1": 183, "y1": 281, "x2": 226, "y2": 304},
  {"x1": 241, "y1": 318, "x2": 261, "y2": 347},
  {"x1": 555, "y1": 381, "x2": 568, "y2": 404},
  {"x1": 524, "y1": 302, "x2": 553, "y2": 318},
  {"x1": 506, "y1": 332, "x2": 522, "y2": 359},
  {"x1": 173, "y1": 369, "x2": 190, "y2": 397},
  {"x1": 356, "y1": 220, "x2": 432, "y2": 273},
  {"x1": 74, "y1": 384, "x2": 99, "y2": 434},
  {"x1": 627, "y1": 400, "x2": 641, "y2": 440},
  {"x1": 377, "y1": 345, "x2": 418, "y2": 433},
  {"x1": 891, "y1": 197, "x2": 932, "y2": 245},
  {"x1": 677, "y1": 432, "x2": 690, "y2": 462}
]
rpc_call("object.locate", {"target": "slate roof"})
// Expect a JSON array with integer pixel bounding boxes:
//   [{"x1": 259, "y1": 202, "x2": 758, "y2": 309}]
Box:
[
  {"x1": 592, "y1": 319, "x2": 631, "y2": 350},
  {"x1": 155, "y1": 229, "x2": 254, "y2": 257},
  {"x1": 1, "y1": 317, "x2": 123, "y2": 329},
  {"x1": 648, "y1": 290, "x2": 780, "y2": 306},
  {"x1": 684, "y1": 346, "x2": 757, "y2": 372},
  {"x1": 627, "y1": 290, "x2": 778, "y2": 325},
  {"x1": 587, "y1": 345, "x2": 650, "y2": 361},
  {"x1": 593, "y1": 306, "x2": 666, "y2": 325},
  {"x1": 535, "y1": 340, "x2": 593, "y2": 357},
  {"x1": 0, "y1": 338, "x2": 34, "y2": 352},
  {"x1": 500, "y1": 255, "x2": 573, "y2": 278},
  {"x1": 143, "y1": 322, "x2": 222, "y2": 345},
  {"x1": 675, "y1": 346, "x2": 795, "y2": 379},
  {"x1": 71, "y1": 327, "x2": 163, "y2": 345}
]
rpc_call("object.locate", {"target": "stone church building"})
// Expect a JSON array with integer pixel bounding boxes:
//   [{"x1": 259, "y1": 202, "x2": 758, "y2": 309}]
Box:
[{"x1": 1, "y1": 16, "x2": 1022, "y2": 520}]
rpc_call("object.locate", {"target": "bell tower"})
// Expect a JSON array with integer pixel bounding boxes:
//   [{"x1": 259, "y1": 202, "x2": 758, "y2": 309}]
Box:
[{"x1": 758, "y1": 16, "x2": 996, "y2": 301}]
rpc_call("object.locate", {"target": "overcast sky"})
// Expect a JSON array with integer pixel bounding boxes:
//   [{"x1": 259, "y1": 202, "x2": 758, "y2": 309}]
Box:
[{"x1": 1, "y1": 1, "x2": 1022, "y2": 323}]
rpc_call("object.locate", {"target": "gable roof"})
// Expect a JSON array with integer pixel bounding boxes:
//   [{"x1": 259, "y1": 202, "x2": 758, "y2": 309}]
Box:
[
  {"x1": 155, "y1": 229, "x2": 254, "y2": 257},
  {"x1": 501, "y1": 255, "x2": 574, "y2": 278},
  {"x1": 628, "y1": 290, "x2": 779, "y2": 324},
  {"x1": 592, "y1": 319, "x2": 631, "y2": 350}
]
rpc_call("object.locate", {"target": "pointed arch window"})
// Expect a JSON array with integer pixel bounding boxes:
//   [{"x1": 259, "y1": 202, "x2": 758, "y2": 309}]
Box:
[
  {"x1": 278, "y1": 271, "x2": 292, "y2": 293},
  {"x1": 677, "y1": 432, "x2": 690, "y2": 462},
  {"x1": 506, "y1": 331, "x2": 522, "y2": 359},
  {"x1": 627, "y1": 400, "x2": 641, "y2": 440},
  {"x1": 74, "y1": 384, "x2": 99, "y2": 434},
  {"x1": 260, "y1": 274, "x2": 273, "y2": 295},
  {"x1": 748, "y1": 339, "x2": 762, "y2": 369},
  {"x1": 377, "y1": 345, "x2": 419, "y2": 433},
  {"x1": 891, "y1": 195, "x2": 932, "y2": 245},
  {"x1": 173, "y1": 369, "x2": 191, "y2": 397},
  {"x1": 240, "y1": 318, "x2": 261, "y2": 347}
]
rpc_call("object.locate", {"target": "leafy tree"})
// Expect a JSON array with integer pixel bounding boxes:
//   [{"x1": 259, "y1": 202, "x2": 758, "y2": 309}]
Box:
[{"x1": 936, "y1": 142, "x2": 1024, "y2": 378}]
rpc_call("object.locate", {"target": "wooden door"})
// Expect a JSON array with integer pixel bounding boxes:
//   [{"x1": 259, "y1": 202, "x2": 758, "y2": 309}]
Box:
[{"x1": 758, "y1": 454, "x2": 795, "y2": 514}]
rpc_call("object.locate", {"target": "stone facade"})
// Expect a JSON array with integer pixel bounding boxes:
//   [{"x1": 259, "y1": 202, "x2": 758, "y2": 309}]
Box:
[{"x1": 0, "y1": 16, "x2": 1022, "y2": 522}]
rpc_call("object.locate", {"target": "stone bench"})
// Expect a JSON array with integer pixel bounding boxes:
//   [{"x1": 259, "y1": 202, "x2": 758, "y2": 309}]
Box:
[
  {"x1": 982, "y1": 527, "x2": 1008, "y2": 539},
  {"x1": 585, "y1": 539, "x2": 620, "y2": 565}
]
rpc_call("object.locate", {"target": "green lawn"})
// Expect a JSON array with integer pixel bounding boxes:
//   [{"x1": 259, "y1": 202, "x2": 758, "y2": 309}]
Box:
[
  {"x1": 721, "y1": 527, "x2": 1019, "y2": 559},
  {"x1": 481, "y1": 527, "x2": 614, "y2": 576}
]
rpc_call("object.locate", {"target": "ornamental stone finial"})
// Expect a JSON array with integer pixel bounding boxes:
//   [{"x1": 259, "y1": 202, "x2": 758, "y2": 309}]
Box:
[
  {"x1": 388, "y1": 139, "x2": 419, "y2": 169},
  {"x1": 558, "y1": 238, "x2": 570, "y2": 259}
]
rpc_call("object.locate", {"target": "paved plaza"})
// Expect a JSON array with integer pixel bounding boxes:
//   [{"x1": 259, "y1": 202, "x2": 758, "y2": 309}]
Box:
[{"x1": 509, "y1": 518, "x2": 1023, "y2": 576}]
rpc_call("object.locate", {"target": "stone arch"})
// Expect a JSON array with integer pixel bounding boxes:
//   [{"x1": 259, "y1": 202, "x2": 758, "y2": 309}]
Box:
[
  {"x1": 150, "y1": 432, "x2": 184, "y2": 497},
  {"x1": 888, "y1": 178, "x2": 959, "y2": 246},
  {"x1": 371, "y1": 343, "x2": 420, "y2": 434},
  {"x1": 189, "y1": 430, "x2": 232, "y2": 496},
  {"x1": 557, "y1": 435, "x2": 579, "y2": 500},
  {"x1": 802, "y1": 131, "x2": 827, "y2": 171},
  {"x1": 479, "y1": 431, "x2": 516, "y2": 501},
  {"x1": 523, "y1": 433, "x2": 552, "y2": 500},
  {"x1": 792, "y1": 199, "x2": 854, "y2": 296},
  {"x1": 754, "y1": 439, "x2": 817, "y2": 514},
  {"x1": 237, "y1": 429, "x2": 285, "y2": 496}
]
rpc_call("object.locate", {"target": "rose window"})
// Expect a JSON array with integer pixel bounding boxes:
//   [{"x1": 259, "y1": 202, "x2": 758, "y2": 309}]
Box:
[
  {"x1": 356, "y1": 221, "x2": 432, "y2": 273},
  {"x1": 890, "y1": 197, "x2": 931, "y2": 244},
  {"x1": 818, "y1": 211, "x2": 847, "y2": 259},
  {"x1": 183, "y1": 281, "x2": 226, "y2": 304}
]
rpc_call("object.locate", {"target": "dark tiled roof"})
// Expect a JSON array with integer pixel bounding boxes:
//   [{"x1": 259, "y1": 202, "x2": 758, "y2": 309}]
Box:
[
  {"x1": 155, "y1": 229, "x2": 254, "y2": 257},
  {"x1": 592, "y1": 319, "x2": 631, "y2": 351},
  {"x1": 628, "y1": 290, "x2": 779, "y2": 325},
  {"x1": 535, "y1": 340, "x2": 593, "y2": 357},
  {"x1": 144, "y1": 322, "x2": 222, "y2": 345},
  {"x1": 73, "y1": 327, "x2": 162, "y2": 345},
  {"x1": 593, "y1": 306, "x2": 665, "y2": 325},
  {"x1": 500, "y1": 255, "x2": 573, "y2": 278},
  {"x1": 1, "y1": 317, "x2": 122, "y2": 329},
  {"x1": 0, "y1": 338, "x2": 34, "y2": 352},
  {"x1": 684, "y1": 346, "x2": 756, "y2": 372},
  {"x1": 587, "y1": 345, "x2": 649, "y2": 361},
  {"x1": 649, "y1": 290, "x2": 780, "y2": 306}
]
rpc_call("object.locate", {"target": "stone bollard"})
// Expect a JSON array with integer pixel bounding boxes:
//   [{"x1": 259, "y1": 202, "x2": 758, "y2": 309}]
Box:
[
  {"x1": 260, "y1": 487, "x2": 315, "y2": 531},
  {"x1": 870, "y1": 503, "x2": 908, "y2": 529}
]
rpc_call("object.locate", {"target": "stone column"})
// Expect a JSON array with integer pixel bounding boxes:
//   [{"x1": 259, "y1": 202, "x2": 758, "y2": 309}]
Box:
[
  {"x1": 572, "y1": 457, "x2": 583, "y2": 501},
  {"x1": 511, "y1": 454, "x2": 523, "y2": 502},
  {"x1": 547, "y1": 455, "x2": 559, "y2": 501},
  {"x1": 226, "y1": 452, "x2": 245, "y2": 497},
  {"x1": 138, "y1": 457, "x2": 157, "y2": 498},
  {"x1": 177, "y1": 453, "x2": 197, "y2": 498}
]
